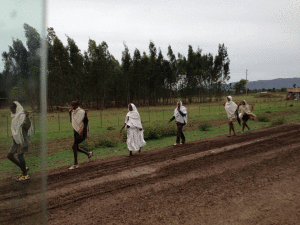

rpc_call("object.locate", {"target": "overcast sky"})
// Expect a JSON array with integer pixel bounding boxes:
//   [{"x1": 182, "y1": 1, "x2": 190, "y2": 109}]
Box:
[{"x1": 1, "y1": 0, "x2": 299, "y2": 83}]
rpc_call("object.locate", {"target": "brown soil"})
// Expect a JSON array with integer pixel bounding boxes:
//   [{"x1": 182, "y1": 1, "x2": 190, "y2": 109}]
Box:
[{"x1": 1, "y1": 123, "x2": 300, "y2": 224}]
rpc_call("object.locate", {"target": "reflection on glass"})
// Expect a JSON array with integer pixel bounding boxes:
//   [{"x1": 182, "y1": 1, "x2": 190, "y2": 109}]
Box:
[{"x1": 0, "y1": 0, "x2": 47, "y2": 224}]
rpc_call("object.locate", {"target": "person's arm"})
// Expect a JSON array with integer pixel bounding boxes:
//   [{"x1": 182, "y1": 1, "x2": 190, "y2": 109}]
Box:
[
  {"x1": 168, "y1": 116, "x2": 175, "y2": 123},
  {"x1": 179, "y1": 110, "x2": 186, "y2": 117},
  {"x1": 69, "y1": 109, "x2": 72, "y2": 122},
  {"x1": 22, "y1": 111, "x2": 31, "y2": 129},
  {"x1": 120, "y1": 123, "x2": 126, "y2": 133}
]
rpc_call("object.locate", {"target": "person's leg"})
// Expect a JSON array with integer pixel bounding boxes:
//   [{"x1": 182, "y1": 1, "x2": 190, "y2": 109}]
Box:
[
  {"x1": 228, "y1": 121, "x2": 231, "y2": 136},
  {"x1": 17, "y1": 153, "x2": 27, "y2": 176},
  {"x1": 7, "y1": 153, "x2": 21, "y2": 168},
  {"x1": 180, "y1": 125, "x2": 185, "y2": 143},
  {"x1": 242, "y1": 121, "x2": 245, "y2": 132},
  {"x1": 231, "y1": 122, "x2": 236, "y2": 136},
  {"x1": 176, "y1": 123, "x2": 181, "y2": 144},
  {"x1": 244, "y1": 121, "x2": 250, "y2": 130},
  {"x1": 77, "y1": 147, "x2": 89, "y2": 156},
  {"x1": 72, "y1": 142, "x2": 78, "y2": 165}
]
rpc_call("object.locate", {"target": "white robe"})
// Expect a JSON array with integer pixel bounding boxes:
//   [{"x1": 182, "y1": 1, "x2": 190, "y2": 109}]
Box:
[
  {"x1": 71, "y1": 107, "x2": 85, "y2": 133},
  {"x1": 11, "y1": 101, "x2": 33, "y2": 145},
  {"x1": 225, "y1": 96, "x2": 238, "y2": 121},
  {"x1": 125, "y1": 103, "x2": 146, "y2": 151},
  {"x1": 174, "y1": 101, "x2": 187, "y2": 124}
]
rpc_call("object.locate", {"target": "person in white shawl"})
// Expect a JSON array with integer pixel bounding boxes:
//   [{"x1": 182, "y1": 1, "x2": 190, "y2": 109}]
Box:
[
  {"x1": 238, "y1": 100, "x2": 256, "y2": 133},
  {"x1": 68, "y1": 100, "x2": 92, "y2": 170},
  {"x1": 7, "y1": 101, "x2": 33, "y2": 181},
  {"x1": 168, "y1": 101, "x2": 187, "y2": 145},
  {"x1": 120, "y1": 103, "x2": 146, "y2": 156},
  {"x1": 223, "y1": 96, "x2": 238, "y2": 137}
]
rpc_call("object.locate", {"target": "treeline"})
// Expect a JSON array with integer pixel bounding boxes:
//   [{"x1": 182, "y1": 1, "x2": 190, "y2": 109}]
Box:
[
  {"x1": 0, "y1": 24, "x2": 41, "y2": 110},
  {"x1": 0, "y1": 24, "x2": 231, "y2": 111}
]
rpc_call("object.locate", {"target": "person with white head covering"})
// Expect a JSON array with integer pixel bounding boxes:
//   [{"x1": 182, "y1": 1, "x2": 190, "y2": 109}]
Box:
[
  {"x1": 120, "y1": 103, "x2": 146, "y2": 156},
  {"x1": 223, "y1": 96, "x2": 238, "y2": 137},
  {"x1": 68, "y1": 100, "x2": 92, "y2": 170},
  {"x1": 7, "y1": 101, "x2": 33, "y2": 181},
  {"x1": 238, "y1": 100, "x2": 256, "y2": 133},
  {"x1": 168, "y1": 101, "x2": 187, "y2": 145}
]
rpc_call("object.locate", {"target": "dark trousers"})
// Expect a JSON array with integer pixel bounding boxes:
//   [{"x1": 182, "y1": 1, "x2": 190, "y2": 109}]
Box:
[{"x1": 176, "y1": 123, "x2": 185, "y2": 144}]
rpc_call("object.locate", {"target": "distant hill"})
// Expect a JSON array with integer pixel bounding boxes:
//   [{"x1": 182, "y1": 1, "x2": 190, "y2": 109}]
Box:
[{"x1": 232, "y1": 78, "x2": 300, "y2": 90}]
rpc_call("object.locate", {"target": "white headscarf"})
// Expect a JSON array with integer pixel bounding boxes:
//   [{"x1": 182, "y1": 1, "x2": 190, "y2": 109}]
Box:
[
  {"x1": 72, "y1": 107, "x2": 85, "y2": 132},
  {"x1": 225, "y1": 96, "x2": 238, "y2": 120},
  {"x1": 174, "y1": 101, "x2": 187, "y2": 124},
  {"x1": 125, "y1": 103, "x2": 143, "y2": 129},
  {"x1": 11, "y1": 101, "x2": 33, "y2": 144}
]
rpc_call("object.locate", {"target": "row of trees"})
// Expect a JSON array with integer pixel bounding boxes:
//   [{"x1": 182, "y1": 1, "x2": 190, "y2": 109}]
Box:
[
  {"x1": 1, "y1": 24, "x2": 231, "y2": 110},
  {"x1": 0, "y1": 24, "x2": 41, "y2": 109}
]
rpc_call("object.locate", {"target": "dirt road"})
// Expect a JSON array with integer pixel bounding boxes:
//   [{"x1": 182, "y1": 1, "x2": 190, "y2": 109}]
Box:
[{"x1": 1, "y1": 123, "x2": 300, "y2": 224}]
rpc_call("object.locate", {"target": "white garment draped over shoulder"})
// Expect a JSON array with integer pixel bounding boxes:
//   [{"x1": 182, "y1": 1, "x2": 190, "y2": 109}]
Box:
[
  {"x1": 239, "y1": 100, "x2": 257, "y2": 120},
  {"x1": 72, "y1": 107, "x2": 85, "y2": 132},
  {"x1": 174, "y1": 101, "x2": 187, "y2": 124},
  {"x1": 225, "y1": 96, "x2": 238, "y2": 121},
  {"x1": 125, "y1": 103, "x2": 146, "y2": 151},
  {"x1": 11, "y1": 101, "x2": 33, "y2": 145}
]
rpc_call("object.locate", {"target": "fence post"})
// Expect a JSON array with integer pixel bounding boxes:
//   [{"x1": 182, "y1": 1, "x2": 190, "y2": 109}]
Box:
[
  {"x1": 101, "y1": 105, "x2": 103, "y2": 128},
  {"x1": 58, "y1": 111, "x2": 60, "y2": 132},
  {"x1": 260, "y1": 99, "x2": 261, "y2": 110},
  {"x1": 33, "y1": 114, "x2": 36, "y2": 134},
  {"x1": 148, "y1": 103, "x2": 150, "y2": 122},
  {"x1": 7, "y1": 115, "x2": 9, "y2": 138},
  {"x1": 162, "y1": 103, "x2": 164, "y2": 121}
]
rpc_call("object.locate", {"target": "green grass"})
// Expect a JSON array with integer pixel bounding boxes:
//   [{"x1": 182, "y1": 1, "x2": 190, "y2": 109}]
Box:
[
  {"x1": 271, "y1": 116, "x2": 287, "y2": 126},
  {"x1": 257, "y1": 115, "x2": 270, "y2": 122},
  {"x1": 1, "y1": 93, "x2": 300, "y2": 179}
]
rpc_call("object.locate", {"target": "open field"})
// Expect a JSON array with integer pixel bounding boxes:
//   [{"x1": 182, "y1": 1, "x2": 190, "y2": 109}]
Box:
[
  {"x1": 1, "y1": 123, "x2": 300, "y2": 224},
  {"x1": 1, "y1": 93, "x2": 300, "y2": 178}
]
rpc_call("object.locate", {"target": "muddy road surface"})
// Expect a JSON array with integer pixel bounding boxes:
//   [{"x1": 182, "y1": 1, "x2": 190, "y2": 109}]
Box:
[{"x1": 1, "y1": 123, "x2": 300, "y2": 224}]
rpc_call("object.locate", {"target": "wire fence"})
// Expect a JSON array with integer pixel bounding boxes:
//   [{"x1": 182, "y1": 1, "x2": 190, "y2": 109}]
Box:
[{"x1": 1, "y1": 95, "x2": 298, "y2": 140}]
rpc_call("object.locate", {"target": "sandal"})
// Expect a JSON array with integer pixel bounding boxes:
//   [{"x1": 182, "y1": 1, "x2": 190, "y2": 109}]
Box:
[
  {"x1": 18, "y1": 166, "x2": 30, "y2": 177},
  {"x1": 16, "y1": 175, "x2": 30, "y2": 182},
  {"x1": 68, "y1": 165, "x2": 79, "y2": 170}
]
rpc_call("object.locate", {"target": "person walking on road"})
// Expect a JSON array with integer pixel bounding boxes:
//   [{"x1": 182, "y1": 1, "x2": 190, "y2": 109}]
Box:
[
  {"x1": 120, "y1": 103, "x2": 146, "y2": 156},
  {"x1": 238, "y1": 100, "x2": 256, "y2": 133},
  {"x1": 223, "y1": 96, "x2": 239, "y2": 137},
  {"x1": 7, "y1": 101, "x2": 33, "y2": 181},
  {"x1": 169, "y1": 101, "x2": 187, "y2": 145},
  {"x1": 68, "y1": 100, "x2": 92, "y2": 170}
]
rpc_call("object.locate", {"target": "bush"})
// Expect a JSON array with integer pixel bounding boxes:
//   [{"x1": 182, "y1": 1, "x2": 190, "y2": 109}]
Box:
[
  {"x1": 271, "y1": 117, "x2": 286, "y2": 126},
  {"x1": 95, "y1": 135, "x2": 119, "y2": 147},
  {"x1": 143, "y1": 123, "x2": 177, "y2": 140},
  {"x1": 257, "y1": 115, "x2": 270, "y2": 122},
  {"x1": 79, "y1": 139, "x2": 95, "y2": 151},
  {"x1": 198, "y1": 123, "x2": 212, "y2": 131}
]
